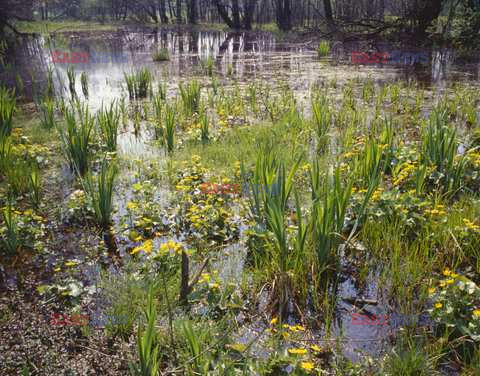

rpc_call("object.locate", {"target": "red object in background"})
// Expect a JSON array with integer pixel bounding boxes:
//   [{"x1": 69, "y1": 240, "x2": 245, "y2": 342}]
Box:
[
  {"x1": 50, "y1": 313, "x2": 89, "y2": 326},
  {"x1": 51, "y1": 51, "x2": 90, "y2": 64},
  {"x1": 351, "y1": 51, "x2": 391, "y2": 64},
  {"x1": 351, "y1": 312, "x2": 364, "y2": 325},
  {"x1": 199, "y1": 183, "x2": 241, "y2": 195}
]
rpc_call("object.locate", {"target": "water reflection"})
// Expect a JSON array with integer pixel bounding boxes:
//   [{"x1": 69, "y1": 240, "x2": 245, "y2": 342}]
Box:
[{"x1": 2, "y1": 29, "x2": 479, "y2": 110}]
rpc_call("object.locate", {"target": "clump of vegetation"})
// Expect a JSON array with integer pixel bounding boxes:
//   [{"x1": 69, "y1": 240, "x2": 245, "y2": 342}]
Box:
[
  {"x1": 83, "y1": 158, "x2": 117, "y2": 230},
  {"x1": 124, "y1": 68, "x2": 152, "y2": 100},
  {"x1": 317, "y1": 40, "x2": 330, "y2": 57},
  {"x1": 1, "y1": 203, "x2": 20, "y2": 254},
  {"x1": 40, "y1": 98, "x2": 55, "y2": 129},
  {"x1": 0, "y1": 85, "x2": 16, "y2": 140},
  {"x1": 179, "y1": 80, "x2": 201, "y2": 116},
  {"x1": 67, "y1": 65, "x2": 76, "y2": 97},
  {"x1": 58, "y1": 103, "x2": 94, "y2": 176},
  {"x1": 80, "y1": 71, "x2": 88, "y2": 97},
  {"x1": 201, "y1": 56, "x2": 215, "y2": 76},
  {"x1": 97, "y1": 101, "x2": 120, "y2": 152},
  {"x1": 152, "y1": 48, "x2": 170, "y2": 62}
]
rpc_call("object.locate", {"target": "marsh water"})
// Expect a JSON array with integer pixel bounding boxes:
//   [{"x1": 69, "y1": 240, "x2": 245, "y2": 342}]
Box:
[{"x1": 3, "y1": 27, "x2": 480, "y2": 363}]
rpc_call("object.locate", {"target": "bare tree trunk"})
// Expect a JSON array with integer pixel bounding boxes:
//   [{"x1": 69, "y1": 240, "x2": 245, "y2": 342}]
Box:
[
  {"x1": 276, "y1": 0, "x2": 291, "y2": 31},
  {"x1": 213, "y1": 0, "x2": 235, "y2": 28},
  {"x1": 323, "y1": 0, "x2": 333, "y2": 21},
  {"x1": 187, "y1": 0, "x2": 198, "y2": 23},
  {"x1": 232, "y1": 0, "x2": 241, "y2": 28},
  {"x1": 243, "y1": 0, "x2": 256, "y2": 29},
  {"x1": 176, "y1": 0, "x2": 182, "y2": 23},
  {"x1": 159, "y1": 0, "x2": 169, "y2": 22}
]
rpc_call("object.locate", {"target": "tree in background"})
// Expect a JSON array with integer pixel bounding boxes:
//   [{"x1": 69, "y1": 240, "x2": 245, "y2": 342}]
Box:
[
  {"x1": 213, "y1": 0, "x2": 257, "y2": 29},
  {"x1": 275, "y1": 0, "x2": 291, "y2": 31}
]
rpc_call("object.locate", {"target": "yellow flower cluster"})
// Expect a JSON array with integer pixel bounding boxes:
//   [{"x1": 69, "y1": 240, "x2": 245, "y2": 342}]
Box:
[
  {"x1": 466, "y1": 150, "x2": 480, "y2": 168},
  {"x1": 131, "y1": 239, "x2": 154, "y2": 255},
  {"x1": 463, "y1": 218, "x2": 480, "y2": 232},
  {"x1": 424, "y1": 204, "x2": 447, "y2": 218},
  {"x1": 234, "y1": 161, "x2": 242, "y2": 178},
  {"x1": 371, "y1": 187, "x2": 384, "y2": 201},
  {"x1": 197, "y1": 271, "x2": 221, "y2": 289},
  {"x1": 288, "y1": 348, "x2": 308, "y2": 355},
  {"x1": 282, "y1": 324, "x2": 306, "y2": 332},
  {"x1": 160, "y1": 240, "x2": 183, "y2": 255},
  {"x1": 393, "y1": 161, "x2": 417, "y2": 187}
]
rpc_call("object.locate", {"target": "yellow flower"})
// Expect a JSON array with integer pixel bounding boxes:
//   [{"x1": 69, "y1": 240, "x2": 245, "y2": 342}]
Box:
[
  {"x1": 281, "y1": 331, "x2": 290, "y2": 339},
  {"x1": 310, "y1": 344, "x2": 322, "y2": 352},
  {"x1": 290, "y1": 325, "x2": 306, "y2": 332},
  {"x1": 443, "y1": 268, "x2": 452, "y2": 277},
  {"x1": 198, "y1": 273, "x2": 211, "y2": 283},
  {"x1": 131, "y1": 239, "x2": 153, "y2": 255},
  {"x1": 446, "y1": 279, "x2": 454, "y2": 285},
  {"x1": 300, "y1": 362, "x2": 314, "y2": 371},
  {"x1": 270, "y1": 317, "x2": 278, "y2": 325},
  {"x1": 473, "y1": 309, "x2": 480, "y2": 318},
  {"x1": 127, "y1": 201, "x2": 138, "y2": 210},
  {"x1": 160, "y1": 243, "x2": 169, "y2": 253},
  {"x1": 288, "y1": 348, "x2": 308, "y2": 355},
  {"x1": 435, "y1": 303, "x2": 443, "y2": 309},
  {"x1": 209, "y1": 283, "x2": 220, "y2": 289},
  {"x1": 428, "y1": 287, "x2": 436, "y2": 295},
  {"x1": 65, "y1": 261, "x2": 78, "y2": 267},
  {"x1": 463, "y1": 218, "x2": 480, "y2": 231}
]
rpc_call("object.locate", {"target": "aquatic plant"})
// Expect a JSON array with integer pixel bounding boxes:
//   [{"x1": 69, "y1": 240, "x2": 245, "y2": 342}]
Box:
[
  {"x1": 80, "y1": 71, "x2": 88, "y2": 97},
  {"x1": 0, "y1": 85, "x2": 16, "y2": 141},
  {"x1": 310, "y1": 166, "x2": 352, "y2": 273},
  {"x1": 164, "y1": 104, "x2": 176, "y2": 154},
  {"x1": 152, "y1": 48, "x2": 170, "y2": 62},
  {"x1": 157, "y1": 81, "x2": 167, "y2": 101},
  {"x1": 179, "y1": 80, "x2": 201, "y2": 116},
  {"x1": 29, "y1": 163, "x2": 42, "y2": 208},
  {"x1": 67, "y1": 65, "x2": 76, "y2": 97},
  {"x1": 124, "y1": 71, "x2": 136, "y2": 100},
  {"x1": 152, "y1": 93, "x2": 163, "y2": 125},
  {"x1": 46, "y1": 66, "x2": 55, "y2": 99},
  {"x1": 137, "y1": 68, "x2": 152, "y2": 99},
  {"x1": 1, "y1": 203, "x2": 20, "y2": 254},
  {"x1": 129, "y1": 286, "x2": 160, "y2": 376},
  {"x1": 362, "y1": 78, "x2": 374, "y2": 103},
  {"x1": 200, "y1": 110, "x2": 209, "y2": 144},
  {"x1": 311, "y1": 94, "x2": 331, "y2": 152},
  {"x1": 124, "y1": 68, "x2": 152, "y2": 99},
  {"x1": 84, "y1": 158, "x2": 117, "y2": 230},
  {"x1": 3, "y1": 151, "x2": 32, "y2": 196},
  {"x1": 201, "y1": 57, "x2": 215, "y2": 77},
  {"x1": 317, "y1": 40, "x2": 330, "y2": 57},
  {"x1": 40, "y1": 98, "x2": 55, "y2": 129},
  {"x1": 355, "y1": 137, "x2": 384, "y2": 188},
  {"x1": 97, "y1": 101, "x2": 120, "y2": 152},
  {"x1": 15, "y1": 74, "x2": 24, "y2": 97},
  {"x1": 421, "y1": 106, "x2": 466, "y2": 194},
  {"x1": 58, "y1": 104, "x2": 94, "y2": 176}
]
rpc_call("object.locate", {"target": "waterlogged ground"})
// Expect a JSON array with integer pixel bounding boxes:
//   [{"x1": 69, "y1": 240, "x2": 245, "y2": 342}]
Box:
[{"x1": 1, "y1": 27, "x2": 480, "y2": 375}]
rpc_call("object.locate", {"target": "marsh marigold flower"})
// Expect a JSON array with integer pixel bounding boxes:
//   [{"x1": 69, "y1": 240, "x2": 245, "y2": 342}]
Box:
[
  {"x1": 300, "y1": 362, "x2": 314, "y2": 371},
  {"x1": 288, "y1": 348, "x2": 308, "y2": 355}
]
